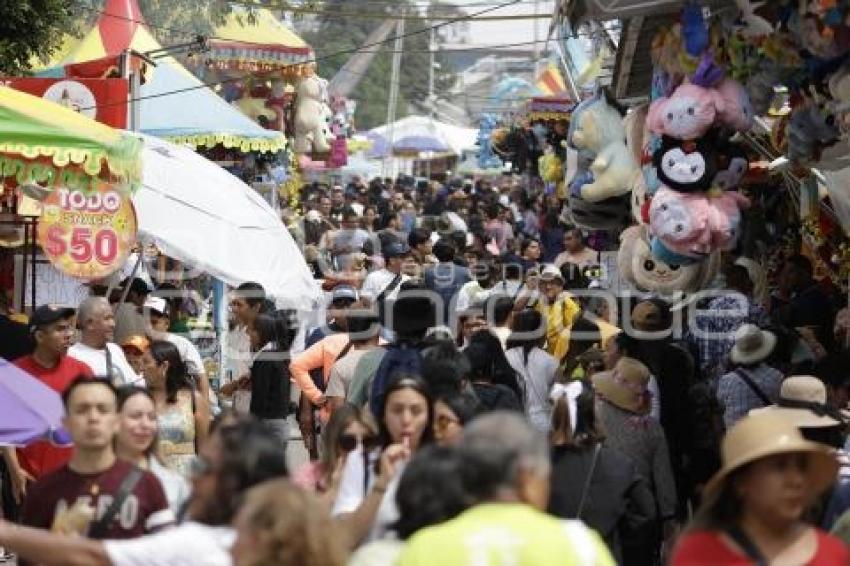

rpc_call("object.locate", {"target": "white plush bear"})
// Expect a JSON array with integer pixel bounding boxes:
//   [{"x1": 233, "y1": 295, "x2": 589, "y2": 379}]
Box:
[
  {"x1": 569, "y1": 91, "x2": 640, "y2": 203},
  {"x1": 294, "y1": 73, "x2": 332, "y2": 154}
]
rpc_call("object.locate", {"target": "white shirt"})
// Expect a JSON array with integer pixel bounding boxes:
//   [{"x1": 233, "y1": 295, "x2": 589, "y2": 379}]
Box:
[
  {"x1": 505, "y1": 346, "x2": 558, "y2": 433},
  {"x1": 149, "y1": 457, "x2": 191, "y2": 515},
  {"x1": 160, "y1": 332, "x2": 205, "y2": 378},
  {"x1": 332, "y1": 445, "x2": 403, "y2": 542},
  {"x1": 360, "y1": 269, "x2": 410, "y2": 302},
  {"x1": 105, "y1": 522, "x2": 234, "y2": 566},
  {"x1": 222, "y1": 326, "x2": 252, "y2": 414},
  {"x1": 68, "y1": 342, "x2": 141, "y2": 386}
]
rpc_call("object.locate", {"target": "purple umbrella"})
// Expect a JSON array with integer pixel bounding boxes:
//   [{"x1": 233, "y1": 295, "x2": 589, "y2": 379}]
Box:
[{"x1": 0, "y1": 358, "x2": 71, "y2": 447}]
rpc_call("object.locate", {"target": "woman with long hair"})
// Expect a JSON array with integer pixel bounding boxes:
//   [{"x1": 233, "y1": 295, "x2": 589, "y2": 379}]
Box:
[
  {"x1": 115, "y1": 386, "x2": 190, "y2": 514},
  {"x1": 142, "y1": 340, "x2": 209, "y2": 477},
  {"x1": 292, "y1": 404, "x2": 376, "y2": 500},
  {"x1": 432, "y1": 390, "x2": 481, "y2": 446},
  {"x1": 672, "y1": 412, "x2": 848, "y2": 564},
  {"x1": 247, "y1": 310, "x2": 297, "y2": 447},
  {"x1": 546, "y1": 380, "x2": 655, "y2": 565},
  {"x1": 231, "y1": 479, "x2": 348, "y2": 566},
  {"x1": 465, "y1": 330, "x2": 523, "y2": 412},
  {"x1": 505, "y1": 309, "x2": 558, "y2": 432},
  {"x1": 332, "y1": 374, "x2": 433, "y2": 546}
]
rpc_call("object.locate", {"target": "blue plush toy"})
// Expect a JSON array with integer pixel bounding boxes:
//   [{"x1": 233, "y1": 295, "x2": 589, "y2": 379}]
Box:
[
  {"x1": 476, "y1": 114, "x2": 503, "y2": 170},
  {"x1": 650, "y1": 236, "x2": 704, "y2": 266},
  {"x1": 682, "y1": 1, "x2": 709, "y2": 57}
]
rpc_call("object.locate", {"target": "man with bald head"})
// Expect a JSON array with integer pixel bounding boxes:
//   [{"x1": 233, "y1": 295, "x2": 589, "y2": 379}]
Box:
[{"x1": 68, "y1": 297, "x2": 140, "y2": 386}]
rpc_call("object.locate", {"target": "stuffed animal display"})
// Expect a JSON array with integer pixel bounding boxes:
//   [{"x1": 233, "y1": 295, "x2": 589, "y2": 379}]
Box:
[
  {"x1": 567, "y1": 90, "x2": 639, "y2": 203},
  {"x1": 648, "y1": 186, "x2": 751, "y2": 257},
  {"x1": 648, "y1": 83, "x2": 724, "y2": 140},
  {"x1": 653, "y1": 135, "x2": 718, "y2": 193},
  {"x1": 294, "y1": 73, "x2": 333, "y2": 154},
  {"x1": 618, "y1": 225, "x2": 720, "y2": 294}
]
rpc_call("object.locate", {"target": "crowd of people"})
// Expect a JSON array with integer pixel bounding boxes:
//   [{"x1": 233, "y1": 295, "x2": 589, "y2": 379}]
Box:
[{"x1": 3, "y1": 173, "x2": 850, "y2": 564}]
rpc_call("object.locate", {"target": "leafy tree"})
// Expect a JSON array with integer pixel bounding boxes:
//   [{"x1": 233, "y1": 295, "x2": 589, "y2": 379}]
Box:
[
  {"x1": 0, "y1": 0, "x2": 79, "y2": 74},
  {"x1": 301, "y1": 0, "x2": 455, "y2": 129}
]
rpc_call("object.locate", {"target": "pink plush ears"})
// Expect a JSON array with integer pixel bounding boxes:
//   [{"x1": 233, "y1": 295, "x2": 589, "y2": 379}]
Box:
[
  {"x1": 716, "y1": 78, "x2": 754, "y2": 132},
  {"x1": 647, "y1": 83, "x2": 726, "y2": 139},
  {"x1": 647, "y1": 97, "x2": 669, "y2": 135}
]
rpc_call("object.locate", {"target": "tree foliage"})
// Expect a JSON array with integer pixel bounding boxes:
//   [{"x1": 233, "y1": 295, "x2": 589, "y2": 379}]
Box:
[
  {"x1": 0, "y1": 0, "x2": 79, "y2": 75},
  {"x1": 301, "y1": 0, "x2": 455, "y2": 130}
]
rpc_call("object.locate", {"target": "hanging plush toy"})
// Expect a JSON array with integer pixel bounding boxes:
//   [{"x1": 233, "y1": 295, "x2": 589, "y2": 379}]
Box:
[
  {"x1": 294, "y1": 71, "x2": 333, "y2": 154},
  {"x1": 649, "y1": 186, "x2": 751, "y2": 257},
  {"x1": 618, "y1": 225, "x2": 720, "y2": 294},
  {"x1": 712, "y1": 141, "x2": 749, "y2": 191},
  {"x1": 567, "y1": 90, "x2": 639, "y2": 202},
  {"x1": 648, "y1": 82, "x2": 725, "y2": 140},
  {"x1": 787, "y1": 101, "x2": 840, "y2": 163},
  {"x1": 715, "y1": 77, "x2": 755, "y2": 132},
  {"x1": 653, "y1": 134, "x2": 718, "y2": 192}
]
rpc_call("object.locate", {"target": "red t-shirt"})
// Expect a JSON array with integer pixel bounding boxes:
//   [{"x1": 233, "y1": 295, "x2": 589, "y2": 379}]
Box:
[
  {"x1": 21, "y1": 459, "x2": 174, "y2": 539},
  {"x1": 671, "y1": 529, "x2": 850, "y2": 565},
  {"x1": 13, "y1": 355, "x2": 93, "y2": 478}
]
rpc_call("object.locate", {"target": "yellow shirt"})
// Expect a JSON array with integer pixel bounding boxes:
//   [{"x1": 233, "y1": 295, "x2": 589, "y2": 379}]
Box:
[
  {"x1": 536, "y1": 294, "x2": 581, "y2": 361},
  {"x1": 398, "y1": 503, "x2": 615, "y2": 566}
]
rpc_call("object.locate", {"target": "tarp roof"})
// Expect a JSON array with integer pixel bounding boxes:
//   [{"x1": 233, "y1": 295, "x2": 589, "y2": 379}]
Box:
[{"x1": 42, "y1": 0, "x2": 284, "y2": 153}]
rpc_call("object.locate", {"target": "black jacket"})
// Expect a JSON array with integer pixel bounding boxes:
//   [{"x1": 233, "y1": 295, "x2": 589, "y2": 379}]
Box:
[
  {"x1": 249, "y1": 354, "x2": 290, "y2": 420},
  {"x1": 548, "y1": 444, "x2": 656, "y2": 564}
]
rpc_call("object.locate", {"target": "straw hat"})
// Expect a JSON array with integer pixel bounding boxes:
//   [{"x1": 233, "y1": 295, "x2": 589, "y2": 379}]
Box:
[
  {"x1": 730, "y1": 324, "x2": 777, "y2": 365},
  {"x1": 592, "y1": 357, "x2": 651, "y2": 415},
  {"x1": 703, "y1": 411, "x2": 838, "y2": 502},
  {"x1": 750, "y1": 375, "x2": 845, "y2": 428}
]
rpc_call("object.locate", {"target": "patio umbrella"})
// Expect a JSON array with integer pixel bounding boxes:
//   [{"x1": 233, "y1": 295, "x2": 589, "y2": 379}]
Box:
[
  {"x1": 133, "y1": 134, "x2": 321, "y2": 306},
  {"x1": 0, "y1": 359, "x2": 70, "y2": 447}
]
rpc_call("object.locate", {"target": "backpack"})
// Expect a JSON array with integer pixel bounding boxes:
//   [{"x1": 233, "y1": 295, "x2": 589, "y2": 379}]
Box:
[{"x1": 369, "y1": 342, "x2": 423, "y2": 418}]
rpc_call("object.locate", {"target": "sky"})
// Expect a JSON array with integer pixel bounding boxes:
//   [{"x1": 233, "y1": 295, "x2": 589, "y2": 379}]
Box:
[{"x1": 457, "y1": 0, "x2": 556, "y2": 46}]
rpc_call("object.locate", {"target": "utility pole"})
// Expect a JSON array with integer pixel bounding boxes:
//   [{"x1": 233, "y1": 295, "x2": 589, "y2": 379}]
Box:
[
  {"x1": 385, "y1": 11, "x2": 405, "y2": 177},
  {"x1": 427, "y1": 25, "x2": 436, "y2": 180}
]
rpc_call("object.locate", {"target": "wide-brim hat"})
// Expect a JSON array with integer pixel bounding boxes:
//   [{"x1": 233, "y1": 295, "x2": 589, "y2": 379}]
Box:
[
  {"x1": 730, "y1": 324, "x2": 777, "y2": 365},
  {"x1": 750, "y1": 375, "x2": 844, "y2": 428},
  {"x1": 703, "y1": 411, "x2": 838, "y2": 502},
  {"x1": 592, "y1": 357, "x2": 651, "y2": 415}
]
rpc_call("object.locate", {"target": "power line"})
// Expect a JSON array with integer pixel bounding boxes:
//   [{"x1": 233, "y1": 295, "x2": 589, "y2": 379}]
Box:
[{"x1": 78, "y1": 0, "x2": 526, "y2": 110}]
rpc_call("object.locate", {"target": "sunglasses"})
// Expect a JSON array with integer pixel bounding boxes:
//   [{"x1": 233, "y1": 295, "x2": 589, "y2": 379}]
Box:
[
  {"x1": 434, "y1": 414, "x2": 461, "y2": 432},
  {"x1": 190, "y1": 455, "x2": 215, "y2": 478},
  {"x1": 338, "y1": 433, "x2": 378, "y2": 453}
]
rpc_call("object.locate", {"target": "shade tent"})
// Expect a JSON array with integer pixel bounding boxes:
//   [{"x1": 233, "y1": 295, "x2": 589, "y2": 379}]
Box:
[
  {"x1": 134, "y1": 134, "x2": 320, "y2": 306},
  {"x1": 40, "y1": 0, "x2": 284, "y2": 153},
  {"x1": 369, "y1": 116, "x2": 477, "y2": 158}
]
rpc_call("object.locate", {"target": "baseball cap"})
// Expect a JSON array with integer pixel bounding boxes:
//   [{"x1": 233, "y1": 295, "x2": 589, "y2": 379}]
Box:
[
  {"x1": 540, "y1": 264, "x2": 564, "y2": 282},
  {"x1": 29, "y1": 305, "x2": 76, "y2": 331},
  {"x1": 331, "y1": 284, "x2": 358, "y2": 304},
  {"x1": 383, "y1": 241, "x2": 411, "y2": 259},
  {"x1": 144, "y1": 296, "x2": 169, "y2": 317},
  {"x1": 121, "y1": 335, "x2": 150, "y2": 354}
]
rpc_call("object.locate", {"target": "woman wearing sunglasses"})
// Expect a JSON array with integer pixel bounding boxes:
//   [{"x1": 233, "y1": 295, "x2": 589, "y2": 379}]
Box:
[
  {"x1": 293, "y1": 404, "x2": 376, "y2": 498},
  {"x1": 433, "y1": 390, "x2": 481, "y2": 446},
  {"x1": 332, "y1": 375, "x2": 433, "y2": 547}
]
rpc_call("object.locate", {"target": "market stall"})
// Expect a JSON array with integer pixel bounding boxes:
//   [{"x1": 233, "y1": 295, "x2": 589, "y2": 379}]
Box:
[
  {"x1": 40, "y1": 0, "x2": 285, "y2": 153},
  {"x1": 0, "y1": 86, "x2": 143, "y2": 309}
]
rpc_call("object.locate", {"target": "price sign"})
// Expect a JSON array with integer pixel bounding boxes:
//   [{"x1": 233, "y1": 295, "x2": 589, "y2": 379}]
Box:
[{"x1": 37, "y1": 184, "x2": 137, "y2": 280}]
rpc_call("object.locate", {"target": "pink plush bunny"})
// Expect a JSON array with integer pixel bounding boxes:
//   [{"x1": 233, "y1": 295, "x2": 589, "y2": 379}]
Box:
[
  {"x1": 648, "y1": 83, "x2": 725, "y2": 140},
  {"x1": 649, "y1": 186, "x2": 750, "y2": 256},
  {"x1": 715, "y1": 78, "x2": 754, "y2": 132}
]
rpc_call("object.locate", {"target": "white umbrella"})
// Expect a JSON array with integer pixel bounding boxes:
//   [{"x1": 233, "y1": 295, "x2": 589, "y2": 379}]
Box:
[{"x1": 133, "y1": 134, "x2": 321, "y2": 307}]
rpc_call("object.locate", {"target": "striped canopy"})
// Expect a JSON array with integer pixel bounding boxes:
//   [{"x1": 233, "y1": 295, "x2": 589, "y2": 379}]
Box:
[
  {"x1": 0, "y1": 86, "x2": 142, "y2": 192},
  {"x1": 42, "y1": 0, "x2": 285, "y2": 153}
]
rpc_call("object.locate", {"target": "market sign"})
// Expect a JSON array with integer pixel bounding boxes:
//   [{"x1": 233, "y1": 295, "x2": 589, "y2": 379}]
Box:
[
  {"x1": 0, "y1": 77, "x2": 129, "y2": 129},
  {"x1": 37, "y1": 184, "x2": 137, "y2": 279}
]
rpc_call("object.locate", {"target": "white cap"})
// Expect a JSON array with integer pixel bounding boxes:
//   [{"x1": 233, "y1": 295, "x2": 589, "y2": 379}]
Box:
[{"x1": 144, "y1": 296, "x2": 169, "y2": 316}]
